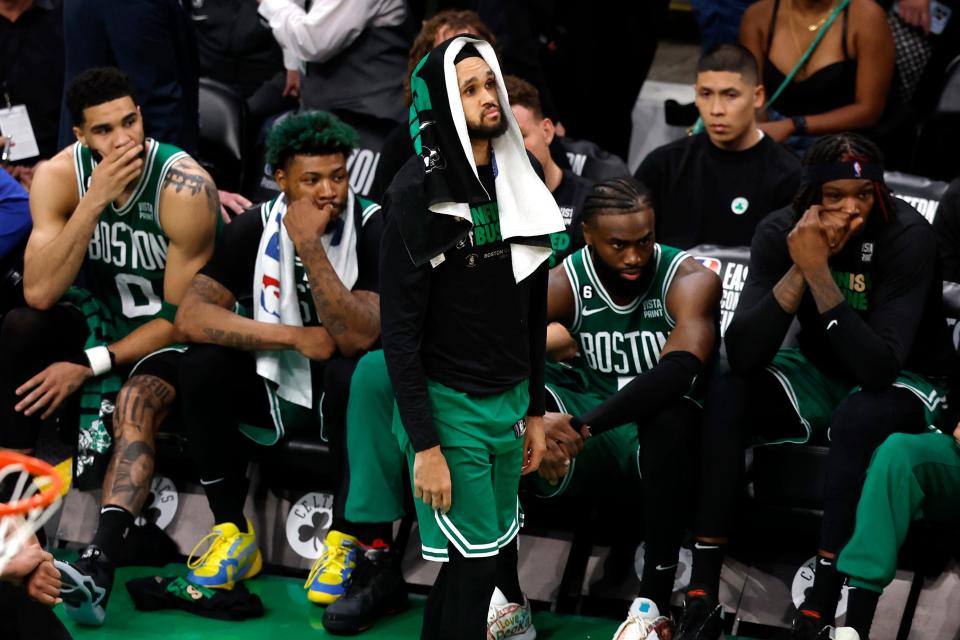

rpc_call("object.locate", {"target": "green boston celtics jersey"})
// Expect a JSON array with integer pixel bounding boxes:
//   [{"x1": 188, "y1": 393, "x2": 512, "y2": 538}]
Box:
[
  {"x1": 73, "y1": 139, "x2": 188, "y2": 335},
  {"x1": 562, "y1": 244, "x2": 692, "y2": 398}
]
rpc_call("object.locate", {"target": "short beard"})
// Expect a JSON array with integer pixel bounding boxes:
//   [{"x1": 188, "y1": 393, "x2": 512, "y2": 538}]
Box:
[{"x1": 468, "y1": 112, "x2": 509, "y2": 140}]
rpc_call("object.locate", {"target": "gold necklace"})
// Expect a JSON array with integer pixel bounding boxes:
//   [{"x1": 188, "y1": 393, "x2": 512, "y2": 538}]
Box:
[{"x1": 791, "y1": 0, "x2": 837, "y2": 32}]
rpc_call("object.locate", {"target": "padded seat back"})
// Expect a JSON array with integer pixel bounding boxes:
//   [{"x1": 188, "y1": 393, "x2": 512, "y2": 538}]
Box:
[
  {"x1": 198, "y1": 78, "x2": 247, "y2": 192},
  {"x1": 885, "y1": 171, "x2": 950, "y2": 224},
  {"x1": 557, "y1": 136, "x2": 630, "y2": 181}
]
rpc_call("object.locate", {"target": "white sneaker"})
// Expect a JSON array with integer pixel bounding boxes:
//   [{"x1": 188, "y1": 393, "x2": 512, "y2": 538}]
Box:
[
  {"x1": 829, "y1": 628, "x2": 860, "y2": 640},
  {"x1": 612, "y1": 597, "x2": 673, "y2": 640},
  {"x1": 487, "y1": 587, "x2": 536, "y2": 640}
]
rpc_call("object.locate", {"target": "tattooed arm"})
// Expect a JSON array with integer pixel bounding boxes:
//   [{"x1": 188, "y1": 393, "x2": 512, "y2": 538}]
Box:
[
  {"x1": 103, "y1": 156, "x2": 219, "y2": 366},
  {"x1": 175, "y1": 274, "x2": 337, "y2": 359},
  {"x1": 284, "y1": 198, "x2": 380, "y2": 357}
]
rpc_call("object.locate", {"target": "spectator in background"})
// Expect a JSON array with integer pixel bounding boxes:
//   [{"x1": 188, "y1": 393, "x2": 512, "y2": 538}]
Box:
[
  {"x1": 189, "y1": 0, "x2": 297, "y2": 128},
  {"x1": 0, "y1": 162, "x2": 30, "y2": 314},
  {"x1": 0, "y1": 0, "x2": 64, "y2": 189},
  {"x1": 257, "y1": 0, "x2": 410, "y2": 124},
  {"x1": 59, "y1": 0, "x2": 200, "y2": 156},
  {"x1": 539, "y1": 0, "x2": 670, "y2": 161},
  {"x1": 0, "y1": 163, "x2": 30, "y2": 262},
  {"x1": 368, "y1": 8, "x2": 496, "y2": 202},
  {"x1": 739, "y1": 0, "x2": 894, "y2": 149},
  {"x1": 636, "y1": 44, "x2": 800, "y2": 250},
  {"x1": 694, "y1": 0, "x2": 756, "y2": 51}
]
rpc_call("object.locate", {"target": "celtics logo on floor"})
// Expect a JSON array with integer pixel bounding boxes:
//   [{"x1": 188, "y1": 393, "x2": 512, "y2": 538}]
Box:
[{"x1": 286, "y1": 492, "x2": 335, "y2": 560}]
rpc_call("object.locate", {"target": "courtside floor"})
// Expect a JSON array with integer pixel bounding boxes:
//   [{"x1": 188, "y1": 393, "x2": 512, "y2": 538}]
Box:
[
  {"x1": 51, "y1": 560, "x2": 763, "y2": 639},
  {"x1": 53, "y1": 561, "x2": 627, "y2": 639}
]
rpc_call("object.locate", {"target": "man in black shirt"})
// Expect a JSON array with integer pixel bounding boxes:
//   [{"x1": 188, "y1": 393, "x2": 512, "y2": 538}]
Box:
[
  {"x1": 676, "y1": 134, "x2": 957, "y2": 640},
  {"x1": 171, "y1": 112, "x2": 382, "y2": 597},
  {"x1": 378, "y1": 36, "x2": 562, "y2": 639},
  {"x1": 635, "y1": 44, "x2": 800, "y2": 250},
  {"x1": 0, "y1": 0, "x2": 64, "y2": 187}
]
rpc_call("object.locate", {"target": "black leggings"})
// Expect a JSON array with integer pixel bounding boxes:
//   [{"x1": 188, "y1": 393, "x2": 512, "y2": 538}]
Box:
[
  {"x1": 180, "y1": 344, "x2": 357, "y2": 500},
  {"x1": 0, "y1": 305, "x2": 88, "y2": 450},
  {"x1": 420, "y1": 547, "x2": 499, "y2": 640},
  {"x1": 695, "y1": 370, "x2": 926, "y2": 553}
]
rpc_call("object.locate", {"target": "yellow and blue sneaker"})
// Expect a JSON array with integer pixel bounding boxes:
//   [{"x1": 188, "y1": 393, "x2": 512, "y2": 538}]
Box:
[
  {"x1": 186, "y1": 520, "x2": 262, "y2": 589},
  {"x1": 305, "y1": 530, "x2": 359, "y2": 605}
]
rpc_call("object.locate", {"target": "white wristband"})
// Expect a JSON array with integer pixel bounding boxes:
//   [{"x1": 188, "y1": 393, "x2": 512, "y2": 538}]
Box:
[{"x1": 85, "y1": 346, "x2": 113, "y2": 377}]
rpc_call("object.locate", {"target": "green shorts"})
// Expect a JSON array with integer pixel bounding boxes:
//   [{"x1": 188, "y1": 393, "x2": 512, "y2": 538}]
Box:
[
  {"x1": 393, "y1": 379, "x2": 528, "y2": 562},
  {"x1": 764, "y1": 347, "x2": 951, "y2": 445},
  {"x1": 534, "y1": 363, "x2": 640, "y2": 498},
  {"x1": 343, "y1": 350, "x2": 408, "y2": 524}
]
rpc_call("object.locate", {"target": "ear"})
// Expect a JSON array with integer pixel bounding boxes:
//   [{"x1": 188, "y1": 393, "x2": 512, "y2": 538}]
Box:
[
  {"x1": 275, "y1": 168, "x2": 288, "y2": 193},
  {"x1": 73, "y1": 126, "x2": 86, "y2": 146},
  {"x1": 542, "y1": 117, "x2": 556, "y2": 146},
  {"x1": 754, "y1": 83, "x2": 765, "y2": 111},
  {"x1": 581, "y1": 220, "x2": 593, "y2": 247}
]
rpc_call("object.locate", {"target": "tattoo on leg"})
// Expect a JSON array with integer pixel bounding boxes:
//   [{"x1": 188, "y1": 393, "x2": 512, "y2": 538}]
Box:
[
  {"x1": 116, "y1": 375, "x2": 173, "y2": 433},
  {"x1": 105, "y1": 436, "x2": 156, "y2": 513},
  {"x1": 105, "y1": 375, "x2": 173, "y2": 511}
]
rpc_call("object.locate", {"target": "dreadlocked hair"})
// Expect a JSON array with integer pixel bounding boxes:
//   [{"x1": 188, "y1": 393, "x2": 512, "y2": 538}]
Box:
[
  {"x1": 582, "y1": 177, "x2": 654, "y2": 224},
  {"x1": 793, "y1": 132, "x2": 895, "y2": 222},
  {"x1": 265, "y1": 111, "x2": 359, "y2": 172}
]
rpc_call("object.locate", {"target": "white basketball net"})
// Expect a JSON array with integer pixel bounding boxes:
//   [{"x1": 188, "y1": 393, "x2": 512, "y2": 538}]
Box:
[{"x1": 0, "y1": 462, "x2": 61, "y2": 576}]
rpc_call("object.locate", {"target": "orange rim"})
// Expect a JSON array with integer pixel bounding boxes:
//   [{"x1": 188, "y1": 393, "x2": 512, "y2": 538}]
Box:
[{"x1": 0, "y1": 451, "x2": 62, "y2": 517}]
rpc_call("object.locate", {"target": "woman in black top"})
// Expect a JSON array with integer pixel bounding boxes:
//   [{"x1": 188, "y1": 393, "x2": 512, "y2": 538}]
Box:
[{"x1": 739, "y1": 0, "x2": 894, "y2": 147}]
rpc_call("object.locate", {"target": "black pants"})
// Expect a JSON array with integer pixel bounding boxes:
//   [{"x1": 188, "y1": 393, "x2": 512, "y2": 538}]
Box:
[
  {"x1": 0, "y1": 305, "x2": 87, "y2": 450},
  {"x1": 695, "y1": 370, "x2": 927, "y2": 553},
  {"x1": 0, "y1": 582, "x2": 72, "y2": 640},
  {"x1": 542, "y1": 394, "x2": 699, "y2": 594},
  {"x1": 180, "y1": 344, "x2": 357, "y2": 499}
]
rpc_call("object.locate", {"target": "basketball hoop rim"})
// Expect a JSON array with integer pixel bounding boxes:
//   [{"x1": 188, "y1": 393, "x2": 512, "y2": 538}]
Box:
[{"x1": 0, "y1": 451, "x2": 63, "y2": 517}]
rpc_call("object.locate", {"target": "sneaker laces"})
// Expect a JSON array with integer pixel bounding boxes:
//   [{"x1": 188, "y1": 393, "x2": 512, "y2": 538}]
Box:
[
  {"x1": 187, "y1": 529, "x2": 230, "y2": 570},
  {"x1": 304, "y1": 541, "x2": 353, "y2": 589}
]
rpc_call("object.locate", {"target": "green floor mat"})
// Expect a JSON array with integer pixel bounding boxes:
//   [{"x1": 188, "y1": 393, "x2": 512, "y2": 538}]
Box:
[{"x1": 54, "y1": 561, "x2": 624, "y2": 639}]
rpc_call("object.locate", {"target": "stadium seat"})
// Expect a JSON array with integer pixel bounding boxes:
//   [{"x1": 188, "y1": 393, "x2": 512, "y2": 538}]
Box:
[
  {"x1": 198, "y1": 77, "x2": 247, "y2": 193},
  {"x1": 556, "y1": 136, "x2": 631, "y2": 181},
  {"x1": 910, "y1": 54, "x2": 960, "y2": 181}
]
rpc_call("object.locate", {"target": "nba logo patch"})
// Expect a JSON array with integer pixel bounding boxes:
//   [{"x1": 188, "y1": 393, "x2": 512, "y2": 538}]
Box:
[
  {"x1": 853, "y1": 161, "x2": 863, "y2": 177},
  {"x1": 513, "y1": 418, "x2": 526, "y2": 439},
  {"x1": 695, "y1": 257, "x2": 722, "y2": 275}
]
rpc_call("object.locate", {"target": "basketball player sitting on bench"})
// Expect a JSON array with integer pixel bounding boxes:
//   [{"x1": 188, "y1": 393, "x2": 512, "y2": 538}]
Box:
[{"x1": 0, "y1": 67, "x2": 218, "y2": 628}]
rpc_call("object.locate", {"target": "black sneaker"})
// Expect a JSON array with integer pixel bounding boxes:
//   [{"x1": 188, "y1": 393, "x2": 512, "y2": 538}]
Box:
[
  {"x1": 322, "y1": 544, "x2": 408, "y2": 635},
  {"x1": 675, "y1": 588, "x2": 724, "y2": 640},
  {"x1": 56, "y1": 545, "x2": 115, "y2": 626},
  {"x1": 790, "y1": 606, "x2": 834, "y2": 640}
]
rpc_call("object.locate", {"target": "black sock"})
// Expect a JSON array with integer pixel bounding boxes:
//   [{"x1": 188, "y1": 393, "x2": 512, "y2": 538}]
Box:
[
  {"x1": 803, "y1": 555, "x2": 844, "y2": 619},
  {"x1": 688, "y1": 540, "x2": 727, "y2": 599},
  {"x1": 640, "y1": 557, "x2": 677, "y2": 614},
  {"x1": 201, "y1": 475, "x2": 248, "y2": 532},
  {"x1": 91, "y1": 505, "x2": 134, "y2": 560},
  {"x1": 844, "y1": 586, "x2": 879, "y2": 639},
  {"x1": 495, "y1": 539, "x2": 524, "y2": 604},
  {"x1": 447, "y1": 551, "x2": 497, "y2": 639}
]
